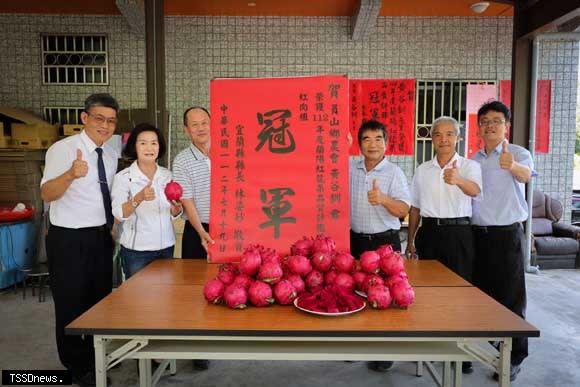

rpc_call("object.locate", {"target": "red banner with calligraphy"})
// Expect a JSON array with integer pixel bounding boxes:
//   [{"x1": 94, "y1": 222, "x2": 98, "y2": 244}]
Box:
[
  {"x1": 209, "y1": 76, "x2": 350, "y2": 263},
  {"x1": 349, "y1": 79, "x2": 415, "y2": 156},
  {"x1": 499, "y1": 80, "x2": 552, "y2": 154}
]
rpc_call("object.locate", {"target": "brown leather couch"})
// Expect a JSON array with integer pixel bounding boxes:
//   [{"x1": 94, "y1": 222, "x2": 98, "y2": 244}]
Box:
[{"x1": 531, "y1": 190, "x2": 580, "y2": 269}]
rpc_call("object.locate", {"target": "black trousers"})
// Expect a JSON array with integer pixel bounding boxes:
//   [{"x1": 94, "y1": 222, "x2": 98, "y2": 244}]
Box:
[
  {"x1": 46, "y1": 224, "x2": 113, "y2": 376},
  {"x1": 473, "y1": 223, "x2": 528, "y2": 366},
  {"x1": 350, "y1": 229, "x2": 402, "y2": 259},
  {"x1": 182, "y1": 221, "x2": 209, "y2": 259},
  {"x1": 415, "y1": 224, "x2": 474, "y2": 282}
]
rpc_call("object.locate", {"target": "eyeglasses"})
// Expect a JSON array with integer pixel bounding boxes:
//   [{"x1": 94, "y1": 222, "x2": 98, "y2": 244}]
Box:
[
  {"x1": 88, "y1": 113, "x2": 118, "y2": 126},
  {"x1": 478, "y1": 119, "x2": 506, "y2": 127}
]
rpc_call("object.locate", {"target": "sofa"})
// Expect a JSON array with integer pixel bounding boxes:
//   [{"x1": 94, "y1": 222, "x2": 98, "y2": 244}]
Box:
[{"x1": 531, "y1": 190, "x2": 580, "y2": 269}]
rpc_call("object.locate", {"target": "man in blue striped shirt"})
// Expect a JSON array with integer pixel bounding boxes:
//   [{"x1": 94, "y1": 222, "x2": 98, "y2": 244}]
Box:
[
  {"x1": 349, "y1": 120, "x2": 411, "y2": 372},
  {"x1": 172, "y1": 106, "x2": 214, "y2": 371},
  {"x1": 471, "y1": 101, "x2": 533, "y2": 382}
]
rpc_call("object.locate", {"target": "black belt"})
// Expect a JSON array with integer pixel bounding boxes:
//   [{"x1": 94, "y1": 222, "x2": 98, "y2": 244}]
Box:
[
  {"x1": 350, "y1": 229, "x2": 398, "y2": 241},
  {"x1": 50, "y1": 223, "x2": 108, "y2": 232},
  {"x1": 472, "y1": 222, "x2": 521, "y2": 232},
  {"x1": 422, "y1": 217, "x2": 471, "y2": 227}
]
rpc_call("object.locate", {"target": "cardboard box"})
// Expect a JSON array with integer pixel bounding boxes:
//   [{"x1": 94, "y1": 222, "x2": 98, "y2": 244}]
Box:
[
  {"x1": 0, "y1": 107, "x2": 59, "y2": 140},
  {"x1": 63, "y1": 124, "x2": 83, "y2": 136},
  {"x1": 14, "y1": 137, "x2": 58, "y2": 150}
]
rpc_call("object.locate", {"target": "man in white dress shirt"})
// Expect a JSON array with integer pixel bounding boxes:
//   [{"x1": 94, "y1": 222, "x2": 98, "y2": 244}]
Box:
[
  {"x1": 406, "y1": 116, "x2": 482, "y2": 280},
  {"x1": 405, "y1": 116, "x2": 482, "y2": 375},
  {"x1": 41, "y1": 93, "x2": 120, "y2": 386}
]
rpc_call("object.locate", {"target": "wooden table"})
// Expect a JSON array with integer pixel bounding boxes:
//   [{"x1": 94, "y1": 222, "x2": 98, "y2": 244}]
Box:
[{"x1": 67, "y1": 260, "x2": 538, "y2": 387}]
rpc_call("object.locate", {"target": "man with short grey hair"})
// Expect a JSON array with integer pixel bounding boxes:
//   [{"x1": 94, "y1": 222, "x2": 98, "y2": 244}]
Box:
[{"x1": 406, "y1": 115, "x2": 481, "y2": 285}]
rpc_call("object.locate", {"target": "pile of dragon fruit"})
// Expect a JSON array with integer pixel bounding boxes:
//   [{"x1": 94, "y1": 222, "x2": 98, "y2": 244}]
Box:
[{"x1": 202, "y1": 235, "x2": 415, "y2": 311}]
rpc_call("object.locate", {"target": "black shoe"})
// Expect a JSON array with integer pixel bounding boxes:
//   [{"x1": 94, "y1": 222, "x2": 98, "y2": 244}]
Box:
[
  {"x1": 367, "y1": 361, "x2": 394, "y2": 372},
  {"x1": 493, "y1": 364, "x2": 521, "y2": 382},
  {"x1": 193, "y1": 359, "x2": 210, "y2": 370},
  {"x1": 462, "y1": 361, "x2": 473, "y2": 374}
]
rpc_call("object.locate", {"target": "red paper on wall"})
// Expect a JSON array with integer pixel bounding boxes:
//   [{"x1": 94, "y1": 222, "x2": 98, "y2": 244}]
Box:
[
  {"x1": 467, "y1": 114, "x2": 484, "y2": 158},
  {"x1": 349, "y1": 79, "x2": 415, "y2": 156},
  {"x1": 466, "y1": 84, "x2": 497, "y2": 158},
  {"x1": 499, "y1": 80, "x2": 552, "y2": 153},
  {"x1": 209, "y1": 76, "x2": 350, "y2": 263}
]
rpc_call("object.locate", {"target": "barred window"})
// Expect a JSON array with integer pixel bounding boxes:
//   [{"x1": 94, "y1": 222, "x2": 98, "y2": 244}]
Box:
[
  {"x1": 42, "y1": 34, "x2": 109, "y2": 85},
  {"x1": 43, "y1": 107, "x2": 84, "y2": 125}
]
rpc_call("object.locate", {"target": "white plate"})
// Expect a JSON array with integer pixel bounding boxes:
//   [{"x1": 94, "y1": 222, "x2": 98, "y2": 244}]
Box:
[
  {"x1": 293, "y1": 296, "x2": 366, "y2": 317},
  {"x1": 354, "y1": 289, "x2": 367, "y2": 298}
]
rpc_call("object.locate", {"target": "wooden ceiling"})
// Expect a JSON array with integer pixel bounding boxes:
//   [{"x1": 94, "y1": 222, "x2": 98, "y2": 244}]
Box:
[{"x1": 0, "y1": 0, "x2": 514, "y2": 17}]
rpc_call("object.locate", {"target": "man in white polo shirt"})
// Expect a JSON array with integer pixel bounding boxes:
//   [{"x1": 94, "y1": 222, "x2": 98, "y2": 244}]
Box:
[{"x1": 41, "y1": 93, "x2": 120, "y2": 386}]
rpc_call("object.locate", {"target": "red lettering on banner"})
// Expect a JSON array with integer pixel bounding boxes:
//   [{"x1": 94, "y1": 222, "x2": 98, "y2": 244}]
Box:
[
  {"x1": 209, "y1": 76, "x2": 350, "y2": 262},
  {"x1": 349, "y1": 79, "x2": 415, "y2": 155}
]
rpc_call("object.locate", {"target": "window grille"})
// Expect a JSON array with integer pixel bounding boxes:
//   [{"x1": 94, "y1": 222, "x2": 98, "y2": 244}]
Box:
[
  {"x1": 41, "y1": 34, "x2": 108, "y2": 85},
  {"x1": 43, "y1": 107, "x2": 84, "y2": 125}
]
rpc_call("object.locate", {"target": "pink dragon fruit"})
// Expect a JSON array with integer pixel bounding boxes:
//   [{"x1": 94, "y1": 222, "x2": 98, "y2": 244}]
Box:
[
  {"x1": 203, "y1": 279, "x2": 225, "y2": 304},
  {"x1": 239, "y1": 250, "x2": 262, "y2": 276},
  {"x1": 232, "y1": 274, "x2": 253, "y2": 289},
  {"x1": 333, "y1": 252, "x2": 355, "y2": 273},
  {"x1": 367, "y1": 285, "x2": 392, "y2": 309},
  {"x1": 334, "y1": 272, "x2": 355, "y2": 292},
  {"x1": 324, "y1": 270, "x2": 338, "y2": 286},
  {"x1": 273, "y1": 280, "x2": 297, "y2": 305},
  {"x1": 305, "y1": 270, "x2": 324, "y2": 290},
  {"x1": 384, "y1": 272, "x2": 409, "y2": 289},
  {"x1": 217, "y1": 270, "x2": 236, "y2": 285},
  {"x1": 312, "y1": 234, "x2": 336, "y2": 254},
  {"x1": 375, "y1": 244, "x2": 394, "y2": 259},
  {"x1": 290, "y1": 236, "x2": 314, "y2": 256},
  {"x1": 360, "y1": 251, "x2": 381, "y2": 274},
  {"x1": 311, "y1": 252, "x2": 333, "y2": 272},
  {"x1": 258, "y1": 262, "x2": 283, "y2": 284},
  {"x1": 248, "y1": 281, "x2": 274, "y2": 307},
  {"x1": 362, "y1": 273, "x2": 385, "y2": 293},
  {"x1": 285, "y1": 274, "x2": 306, "y2": 294},
  {"x1": 380, "y1": 252, "x2": 405, "y2": 276},
  {"x1": 223, "y1": 284, "x2": 248, "y2": 309},
  {"x1": 260, "y1": 247, "x2": 281, "y2": 264},
  {"x1": 286, "y1": 255, "x2": 312, "y2": 277},
  {"x1": 352, "y1": 271, "x2": 368, "y2": 291},
  {"x1": 391, "y1": 280, "x2": 415, "y2": 308},
  {"x1": 219, "y1": 263, "x2": 239, "y2": 275}
]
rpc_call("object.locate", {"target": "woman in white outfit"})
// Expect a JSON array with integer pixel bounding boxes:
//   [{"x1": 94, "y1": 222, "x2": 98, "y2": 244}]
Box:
[{"x1": 111, "y1": 123, "x2": 182, "y2": 279}]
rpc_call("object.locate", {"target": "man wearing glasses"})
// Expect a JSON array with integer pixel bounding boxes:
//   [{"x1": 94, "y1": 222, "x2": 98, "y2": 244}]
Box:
[
  {"x1": 471, "y1": 101, "x2": 533, "y2": 382},
  {"x1": 41, "y1": 93, "x2": 120, "y2": 386}
]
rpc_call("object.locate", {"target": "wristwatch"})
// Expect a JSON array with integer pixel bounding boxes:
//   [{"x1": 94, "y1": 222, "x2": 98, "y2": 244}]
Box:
[{"x1": 131, "y1": 199, "x2": 140, "y2": 209}]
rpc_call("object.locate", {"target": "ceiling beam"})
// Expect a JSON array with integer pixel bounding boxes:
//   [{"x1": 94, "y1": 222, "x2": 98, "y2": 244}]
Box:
[
  {"x1": 351, "y1": 0, "x2": 382, "y2": 41},
  {"x1": 116, "y1": 0, "x2": 145, "y2": 34},
  {"x1": 514, "y1": 0, "x2": 580, "y2": 39}
]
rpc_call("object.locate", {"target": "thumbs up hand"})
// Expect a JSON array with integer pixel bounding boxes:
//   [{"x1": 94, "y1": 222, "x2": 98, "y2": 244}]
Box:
[
  {"x1": 443, "y1": 160, "x2": 460, "y2": 185},
  {"x1": 142, "y1": 181, "x2": 156, "y2": 201},
  {"x1": 367, "y1": 178, "x2": 384, "y2": 206},
  {"x1": 69, "y1": 149, "x2": 88, "y2": 179},
  {"x1": 499, "y1": 140, "x2": 514, "y2": 170}
]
